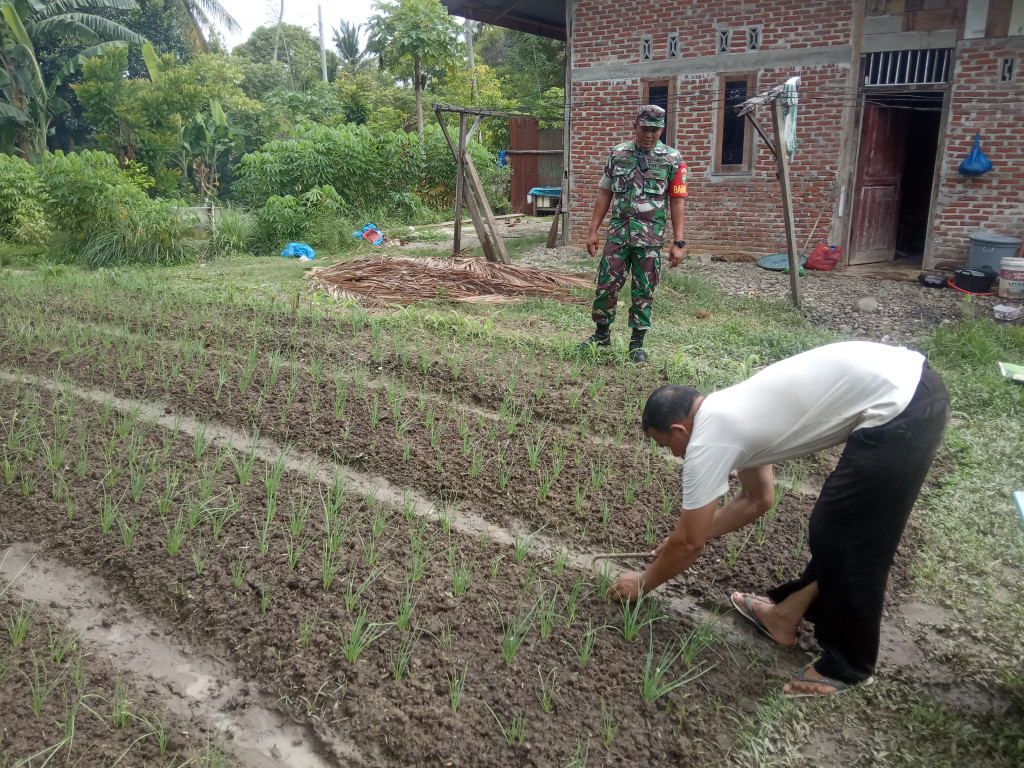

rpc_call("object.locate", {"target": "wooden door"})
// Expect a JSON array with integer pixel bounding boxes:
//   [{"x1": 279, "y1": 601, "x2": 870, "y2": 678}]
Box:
[
  {"x1": 849, "y1": 102, "x2": 907, "y2": 265},
  {"x1": 509, "y1": 117, "x2": 539, "y2": 215}
]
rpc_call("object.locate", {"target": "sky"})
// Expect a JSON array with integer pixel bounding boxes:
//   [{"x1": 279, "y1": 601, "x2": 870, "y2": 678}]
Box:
[{"x1": 217, "y1": 0, "x2": 379, "y2": 51}]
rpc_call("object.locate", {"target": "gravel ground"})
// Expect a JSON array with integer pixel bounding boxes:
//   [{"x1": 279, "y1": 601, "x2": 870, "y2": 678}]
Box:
[{"x1": 519, "y1": 241, "x2": 1014, "y2": 345}]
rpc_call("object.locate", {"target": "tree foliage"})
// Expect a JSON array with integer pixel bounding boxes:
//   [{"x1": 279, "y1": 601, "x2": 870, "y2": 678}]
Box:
[
  {"x1": 477, "y1": 26, "x2": 563, "y2": 114},
  {"x1": 365, "y1": 0, "x2": 462, "y2": 137},
  {"x1": 0, "y1": 0, "x2": 146, "y2": 162},
  {"x1": 233, "y1": 24, "x2": 339, "y2": 91}
]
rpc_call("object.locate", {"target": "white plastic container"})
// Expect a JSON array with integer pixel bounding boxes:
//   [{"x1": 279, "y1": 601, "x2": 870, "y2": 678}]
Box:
[{"x1": 999, "y1": 256, "x2": 1024, "y2": 299}]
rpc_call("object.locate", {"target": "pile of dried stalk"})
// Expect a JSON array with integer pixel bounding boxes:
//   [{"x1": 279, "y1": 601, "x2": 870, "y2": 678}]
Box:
[{"x1": 310, "y1": 256, "x2": 592, "y2": 305}]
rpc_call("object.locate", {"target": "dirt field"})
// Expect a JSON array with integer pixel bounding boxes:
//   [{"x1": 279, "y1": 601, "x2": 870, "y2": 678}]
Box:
[{"x1": 0, "y1": 273, "x2": 1015, "y2": 767}]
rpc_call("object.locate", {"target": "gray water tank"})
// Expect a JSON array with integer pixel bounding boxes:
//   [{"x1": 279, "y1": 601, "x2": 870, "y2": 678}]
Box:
[{"x1": 969, "y1": 232, "x2": 1022, "y2": 273}]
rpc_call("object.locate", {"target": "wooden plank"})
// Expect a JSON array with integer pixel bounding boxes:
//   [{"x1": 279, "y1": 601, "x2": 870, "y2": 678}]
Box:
[
  {"x1": 546, "y1": 204, "x2": 562, "y2": 248},
  {"x1": 770, "y1": 99, "x2": 802, "y2": 308},
  {"x1": 464, "y1": 149, "x2": 511, "y2": 264},
  {"x1": 433, "y1": 103, "x2": 563, "y2": 121},
  {"x1": 454, "y1": 113, "x2": 467, "y2": 255},
  {"x1": 434, "y1": 108, "x2": 498, "y2": 262}
]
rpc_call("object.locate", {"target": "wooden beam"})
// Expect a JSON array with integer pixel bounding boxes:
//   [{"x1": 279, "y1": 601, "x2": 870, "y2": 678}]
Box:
[
  {"x1": 546, "y1": 204, "x2": 562, "y2": 248},
  {"x1": 467, "y1": 115, "x2": 483, "y2": 144},
  {"x1": 464, "y1": 149, "x2": 511, "y2": 264},
  {"x1": 435, "y1": 108, "x2": 498, "y2": 262},
  {"x1": 453, "y1": 113, "x2": 467, "y2": 255},
  {"x1": 433, "y1": 103, "x2": 562, "y2": 121},
  {"x1": 770, "y1": 98, "x2": 802, "y2": 308}
]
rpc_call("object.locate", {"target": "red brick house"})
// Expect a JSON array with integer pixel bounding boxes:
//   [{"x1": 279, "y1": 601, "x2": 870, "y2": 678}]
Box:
[{"x1": 446, "y1": 0, "x2": 1023, "y2": 270}]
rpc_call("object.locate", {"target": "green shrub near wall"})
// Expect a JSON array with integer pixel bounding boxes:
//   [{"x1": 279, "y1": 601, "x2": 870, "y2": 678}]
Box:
[
  {"x1": 0, "y1": 155, "x2": 51, "y2": 245},
  {"x1": 234, "y1": 123, "x2": 498, "y2": 212}
]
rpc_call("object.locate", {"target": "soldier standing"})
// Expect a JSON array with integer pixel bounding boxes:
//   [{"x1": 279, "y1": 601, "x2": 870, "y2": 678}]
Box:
[{"x1": 580, "y1": 104, "x2": 688, "y2": 363}]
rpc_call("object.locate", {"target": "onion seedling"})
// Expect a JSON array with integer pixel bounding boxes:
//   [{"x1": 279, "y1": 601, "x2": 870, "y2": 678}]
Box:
[
  {"x1": 335, "y1": 609, "x2": 393, "y2": 663},
  {"x1": 438, "y1": 617, "x2": 456, "y2": 650},
  {"x1": 567, "y1": 618, "x2": 600, "y2": 667},
  {"x1": 447, "y1": 663, "x2": 467, "y2": 713},
  {"x1": 538, "y1": 586, "x2": 560, "y2": 639},
  {"x1": 600, "y1": 698, "x2": 617, "y2": 749},
  {"x1": 299, "y1": 611, "x2": 318, "y2": 646},
  {"x1": 394, "y1": 585, "x2": 421, "y2": 630},
  {"x1": 513, "y1": 526, "x2": 544, "y2": 564},
  {"x1": 230, "y1": 557, "x2": 248, "y2": 590},
  {"x1": 164, "y1": 510, "x2": 187, "y2": 556},
  {"x1": 485, "y1": 704, "x2": 525, "y2": 746},
  {"x1": 640, "y1": 633, "x2": 714, "y2": 702},
  {"x1": 389, "y1": 630, "x2": 419, "y2": 681},
  {"x1": 2, "y1": 600, "x2": 34, "y2": 646},
  {"x1": 451, "y1": 559, "x2": 474, "y2": 596},
  {"x1": 498, "y1": 597, "x2": 539, "y2": 665},
  {"x1": 537, "y1": 667, "x2": 556, "y2": 713}
]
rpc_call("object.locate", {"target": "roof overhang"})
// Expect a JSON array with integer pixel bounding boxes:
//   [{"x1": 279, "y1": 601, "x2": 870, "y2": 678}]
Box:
[{"x1": 441, "y1": 0, "x2": 567, "y2": 40}]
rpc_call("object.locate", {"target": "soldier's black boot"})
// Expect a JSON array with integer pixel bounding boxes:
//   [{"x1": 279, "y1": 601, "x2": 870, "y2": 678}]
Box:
[
  {"x1": 628, "y1": 328, "x2": 648, "y2": 363},
  {"x1": 578, "y1": 323, "x2": 611, "y2": 349}
]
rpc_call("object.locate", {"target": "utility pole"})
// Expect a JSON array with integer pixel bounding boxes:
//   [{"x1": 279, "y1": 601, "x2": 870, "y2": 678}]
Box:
[{"x1": 318, "y1": 5, "x2": 328, "y2": 82}]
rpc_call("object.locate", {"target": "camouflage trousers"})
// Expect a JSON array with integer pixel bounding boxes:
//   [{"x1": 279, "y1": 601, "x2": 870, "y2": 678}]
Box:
[{"x1": 591, "y1": 241, "x2": 662, "y2": 330}]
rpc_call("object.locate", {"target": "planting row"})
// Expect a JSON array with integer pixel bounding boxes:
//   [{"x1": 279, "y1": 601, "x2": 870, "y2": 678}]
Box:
[
  {"x1": 0, "y1": 309, "x2": 821, "y2": 596},
  {"x1": 0, "y1": 374, "x2": 771, "y2": 766}
]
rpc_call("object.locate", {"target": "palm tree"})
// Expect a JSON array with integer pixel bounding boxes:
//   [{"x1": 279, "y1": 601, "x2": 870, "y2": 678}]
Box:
[
  {"x1": 332, "y1": 19, "x2": 363, "y2": 69},
  {"x1": 164, "y1": 0, "x2": 239, "y2": 52},
  {"x1": 0, "y1": 0, "x2": 146, "y2": 162}
]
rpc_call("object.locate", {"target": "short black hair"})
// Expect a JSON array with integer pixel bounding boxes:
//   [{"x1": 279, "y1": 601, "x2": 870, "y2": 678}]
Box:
[{"x1": 642, "y1": 385, "x2": 702, "y2": 434}]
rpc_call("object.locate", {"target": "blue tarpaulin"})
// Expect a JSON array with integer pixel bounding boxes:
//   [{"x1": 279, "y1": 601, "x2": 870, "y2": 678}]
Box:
[{"x1": 281, "y1": 242, "x2": 315, "y2": 259}]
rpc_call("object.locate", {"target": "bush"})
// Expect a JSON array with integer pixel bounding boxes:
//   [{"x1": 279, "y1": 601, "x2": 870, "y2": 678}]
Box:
[
  {"x1": 39, "y1": 150, "x2": 153, "y2": 239},
  {"x1": 0, "y1": 155, "x2": 51, "y2": 244},
  {"x1": 253, "y1": 185, "x2": 344, "y2": 255},
  {"x1": 76, "y1": 201, "x2": 202, "y2": 268},
  {"x1": 210, "y1": 207, "x2": 254, "y2": 256},
  {"x1": 234, "y1": 123, "x2": 501, "y2": 215}
]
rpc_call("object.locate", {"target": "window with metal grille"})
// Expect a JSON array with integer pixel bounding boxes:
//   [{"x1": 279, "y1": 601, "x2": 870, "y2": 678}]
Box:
[
  {"x1": 667, "y1": 32, "x2": 679, "y2": 59},
  {"x1": 641, "y1": 34, "x2": 653, "y2": 62},
  {"x1": 747, "y1": 26, "x2": 762, "y2": 52},
  {"x1": 999, "y1": 57, "x2": 1016, "y2": 83},
  {"x1": 863, "y1": 49, "x2": 952, "y2": 86},
  {"x1": 716, "y1": 28, "x2": 730, "y2": 54}
]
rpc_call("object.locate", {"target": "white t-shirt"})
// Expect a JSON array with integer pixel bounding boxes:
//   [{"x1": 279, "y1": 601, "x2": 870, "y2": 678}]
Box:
[{"x1": 682, "y1": 342, "x2": 925, "y2": 510}]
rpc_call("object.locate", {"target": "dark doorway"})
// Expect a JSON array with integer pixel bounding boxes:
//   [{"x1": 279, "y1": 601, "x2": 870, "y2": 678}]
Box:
[
  {"x1": 895, "y1": 93, "x2": 942, "y2": 261},
  {"x1": 850, "y1": 91, "x2": 942, "y2": 265},
  {"x1": 647, "y1": 84, "x2": 669, "y2": 144}
]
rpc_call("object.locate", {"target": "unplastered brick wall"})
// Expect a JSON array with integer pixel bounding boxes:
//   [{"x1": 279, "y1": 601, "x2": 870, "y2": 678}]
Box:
[
  {"x1": 569, "y1": 0, "x2": 854, "y2": 259},
  {"x1": 572, "y1": 0, "x2": 855, "y2": 67},
  {"x1": 930, "y1": 39, "x2": 1024, "y2": 268}
]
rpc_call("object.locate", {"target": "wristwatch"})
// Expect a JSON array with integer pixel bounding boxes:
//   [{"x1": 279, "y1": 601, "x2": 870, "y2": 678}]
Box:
[{"x1": 672, "y1": 239, "x2": 686, "y2": 248}]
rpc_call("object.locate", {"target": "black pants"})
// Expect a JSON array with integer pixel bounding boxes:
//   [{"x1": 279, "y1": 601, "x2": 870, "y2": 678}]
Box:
[{"x1": 767, "y1": 365, "x2": 950, "y2": 684}]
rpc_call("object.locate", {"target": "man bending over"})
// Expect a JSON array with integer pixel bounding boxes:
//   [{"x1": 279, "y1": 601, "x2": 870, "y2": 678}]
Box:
[{"x1": 612, "y1": 341, "x2": 950, "y2": 696}]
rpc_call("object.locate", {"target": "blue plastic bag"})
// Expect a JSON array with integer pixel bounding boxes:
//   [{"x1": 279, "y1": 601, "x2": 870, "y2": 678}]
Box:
[
  {"x1": 280, "y1": 242, "x2": 315, "y2": 259},
  {"x1": 352, "y1": 223, "x2": 384, "y2": 245},
  {"x1": 958, "y1": 133, "x2": 993, "y2": 176}
]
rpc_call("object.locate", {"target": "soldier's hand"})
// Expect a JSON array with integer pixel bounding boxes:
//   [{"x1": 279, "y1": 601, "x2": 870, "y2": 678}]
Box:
[
  {"x1": 586, "y1": 231, "x2": 600, "y2": 257},
  {"x1": 669, "y1": 243, "x2": 685, "y2": 268}
]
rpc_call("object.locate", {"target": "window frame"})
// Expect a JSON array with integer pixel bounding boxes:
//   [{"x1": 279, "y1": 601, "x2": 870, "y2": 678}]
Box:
[
  {"x1": 642, "y1": 78, "x2": 676, "y2": 148},
  {"x1": 713, "y1": 72, "x2": 757, "y2": 175}
]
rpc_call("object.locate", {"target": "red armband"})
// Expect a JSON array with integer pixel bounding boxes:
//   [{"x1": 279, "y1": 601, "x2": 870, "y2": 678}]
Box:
[{"x1": 669, "y1": 163, "x2": 687, "y2": 198}]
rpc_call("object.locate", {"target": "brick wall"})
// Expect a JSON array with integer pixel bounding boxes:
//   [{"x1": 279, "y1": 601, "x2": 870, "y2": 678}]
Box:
[
  {"x1": 930, "y1": 38, "x2": 1024, "y2": 268},
  {"x1": 569, "y1": 1, "x2": 855, "y2": 259}
]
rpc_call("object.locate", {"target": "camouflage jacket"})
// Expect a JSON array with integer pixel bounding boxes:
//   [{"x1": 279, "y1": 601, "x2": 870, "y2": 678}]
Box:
[{"x1": 598, "y1": 140, "x2": 686, "y2": 247}]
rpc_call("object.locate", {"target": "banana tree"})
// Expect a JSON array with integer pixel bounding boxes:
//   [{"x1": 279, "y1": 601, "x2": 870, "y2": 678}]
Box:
[
  {"x1": 181, "y1": 98, "x2": 239, "y2": 199},
  {"x1": 0, "y1": 0, "x2": 146, "y2": 162}
]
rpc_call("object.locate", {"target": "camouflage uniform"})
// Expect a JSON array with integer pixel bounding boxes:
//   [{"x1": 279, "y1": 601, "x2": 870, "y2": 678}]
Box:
[{"x1": 592, "y1": 109, "x2": 686, "y2": 330}]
